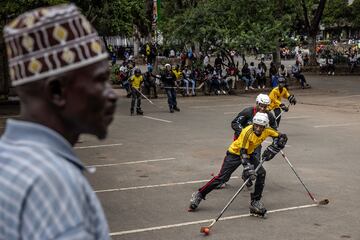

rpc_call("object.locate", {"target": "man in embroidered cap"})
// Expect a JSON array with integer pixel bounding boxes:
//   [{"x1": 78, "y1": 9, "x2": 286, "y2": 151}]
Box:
[{"x1": 0, "y1": 4, "x2": 117, "y2": 239}]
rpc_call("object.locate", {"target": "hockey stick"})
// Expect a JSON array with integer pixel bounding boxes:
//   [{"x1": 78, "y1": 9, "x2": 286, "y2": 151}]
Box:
[
  {"x1": 275, "y1": 103, "x2": 291, "y2": 121},
  {"x1": 200, "y1": 157, "x2": 267, "y2": 235},
  {"x1": 133, "y1": 88, "x2": 160, "y2": 108},
  {"x1": 280, "y1": 150, "x2": 329, "y2": 206}
]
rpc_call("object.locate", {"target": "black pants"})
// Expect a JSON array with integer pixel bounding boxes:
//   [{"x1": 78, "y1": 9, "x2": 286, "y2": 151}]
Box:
[
  {"x1": 165, "y1": 88, "x2": 177, "y2": 109},
  {"x1": 274, "y1": 107, "x2": 282, "y2": 126},
  {"x1": 198, "y1": 150, "x2": 266, "y2": 201},
  {"x1": 257, "y1": 75, "x2": 266, "y2": 87},
  {"x1": 131, "y1": 88, "x2": 141, "y2": 111}
]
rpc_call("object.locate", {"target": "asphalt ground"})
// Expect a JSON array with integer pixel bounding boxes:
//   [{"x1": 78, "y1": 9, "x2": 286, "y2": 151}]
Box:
[{"x1": 1, "y1": 74, "x2": 360, "y2": 239}]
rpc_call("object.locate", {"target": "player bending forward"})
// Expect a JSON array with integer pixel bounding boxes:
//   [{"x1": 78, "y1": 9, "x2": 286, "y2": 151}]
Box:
[{"x1": 189, "y1": 112, "x2": 287, "y2": 216}]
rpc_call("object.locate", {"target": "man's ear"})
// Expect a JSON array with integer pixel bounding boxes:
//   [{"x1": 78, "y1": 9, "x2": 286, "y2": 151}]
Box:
[{"x1": 44, "y1": 77, "x2": 67, "y2": 107}]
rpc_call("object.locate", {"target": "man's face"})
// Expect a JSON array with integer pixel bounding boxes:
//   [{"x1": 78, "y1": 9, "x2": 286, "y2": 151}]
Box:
[
  {"x1": 253, "y1": 123, "x2": 265, "y2": 136},
  {"x1": 256, "y1": 103, "x2": 268, "y2": 113},
  {"x1": 64, "y1": 60, "x2": 118, "y2": 139}
]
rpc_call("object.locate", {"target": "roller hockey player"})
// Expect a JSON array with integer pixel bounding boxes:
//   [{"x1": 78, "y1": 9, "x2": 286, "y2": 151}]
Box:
[
  {"x1": 230, "y1": 94, "x2": 277, "y2": 189},
  {"x1": 268, "y1": 77, "x2": 297, "y2": 126},
  {"x1": 232, "y1": 94, "x2": 277, "y2": 140},
  {"x1": 129, "y1": 68, "x2": 144, "y2": 115},
  {"x1": 189, "y1": 113, "x2": 288, "y2": 217}
]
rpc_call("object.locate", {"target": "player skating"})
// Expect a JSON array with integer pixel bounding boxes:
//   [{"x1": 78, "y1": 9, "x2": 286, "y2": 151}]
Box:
[{"x1": 189, "y1": 113, "x2": 288, "y2": 217}]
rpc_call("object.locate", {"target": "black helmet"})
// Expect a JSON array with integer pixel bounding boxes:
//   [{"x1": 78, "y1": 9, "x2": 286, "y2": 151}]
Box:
[
  {"x1": 134, "y1": 68, "x2": 141, "y2": 74},
  {"x1": 278, "y1": 77, "x2": 286, "y2": 87}
]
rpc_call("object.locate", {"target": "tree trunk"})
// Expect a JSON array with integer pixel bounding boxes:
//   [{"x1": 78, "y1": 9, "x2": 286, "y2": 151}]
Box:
[
  {"x1": 300, "y1": 0, "x2": 327, "y2": 66},
  {"x1": 307, "y1": 35, "x2": 318, "y2": 65},
  {"x1": 273, "y1": 40, "x2": 281, "y2": 68},
  {"x1": 133, "y1": 25, "x2": 140, "y2": 57}
]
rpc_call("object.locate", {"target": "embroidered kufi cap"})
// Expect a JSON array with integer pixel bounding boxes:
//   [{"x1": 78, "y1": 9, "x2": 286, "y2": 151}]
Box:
[{"x1": 3, "y1": 4, "x2": 108, "y2": 86}]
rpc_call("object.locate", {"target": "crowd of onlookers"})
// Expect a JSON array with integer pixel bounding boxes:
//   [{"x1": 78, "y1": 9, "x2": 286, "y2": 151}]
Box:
[
  {"x1": 108, "y1": 42, "x2": 360, "y2": 98},
  {"x1": 111, "y1": 54, "x2": 313, "y2": 100}
]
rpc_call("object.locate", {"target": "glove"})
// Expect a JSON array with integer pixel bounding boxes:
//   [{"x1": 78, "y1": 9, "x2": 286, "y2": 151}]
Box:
[
  {"x1": 262, "y1": 147, "x2": 278, "y2": 161},
  {"x1": 263, "y1": 133, "x2": 288, "y2": 161},
  {"x1": 280, "y1": 104, "x2": 289, "y2": 112},
  {"x1": 243, "y1": 164, "x2": 256, "y2": 181},
  {"x1": 240, "y1": 149, "x2": 250, "y2": 165},
  {"x1": 288, "y1": 95, "x2": 297, "y2": 105},
  {"x1": 275, "y1": 133, "x2": 288, "y2": 149}
]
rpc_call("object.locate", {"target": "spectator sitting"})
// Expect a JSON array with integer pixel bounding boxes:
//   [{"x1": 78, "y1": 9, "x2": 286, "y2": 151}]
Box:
[
  {"x1": 349, "y1": 54, "x2": 357, "y2": 73},
  {"x1": 182, "y1": 66, "x2": 196, "y2": 96},
  {"x1": 172, "y1": 64, "x2": 183, "y2": 81},
  {"x1": 203, "y1": 54, "x2": 210, "y2": 68},
  {"x1": 326, "y1": 55, "x2": 335, "y2": 75},
  {"x1": 256, "y1": 63, "x2": 266, "y2": 89},
  {"x1": 296, "y1": 50, "x2": 303, "y2": 66},
  {"x1": 241, "y1": 63, "x2": 254, "y2": 90},
  {"x1": 269, "y1": 61, "x2": 278, "y2": 88},
  {"x1": 303, "y1": 54, "x2": 309, "y2": 66},
  {"x1": 119, "y1": 61, "x2": 131, "y2": 97},
  {"x1": 226, "y1": 63, "x2": 238, "y2": 90},
  {"x1": 278, "y1": 64, "x2": 288, "y2": 78},
  {"x1": 214, "y1": 54, "x2": 223, "y2": 75},
  {"x1": 291, "y1": 60, "x2": 310, "y2": 89},
  {"x1": 249, "y1": 62, "x2": 256, "y2": 88},
  {"x1": 169, "y1": 49, "x2": 175, "y2": 58},
  {"x1": 318, "y1": 55, "x2": 327, "y2": 74}
]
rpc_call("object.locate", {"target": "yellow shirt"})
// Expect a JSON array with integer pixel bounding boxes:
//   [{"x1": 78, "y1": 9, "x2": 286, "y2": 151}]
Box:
[
  {"x1": 268, "y1": 87, "x2": 290, "y2": 110},
  {"x1": 172, "y1": 69, "x2": 182, "y2": 80},
  {"x1": 130, "y1": 75, "x2": 143, "y2": 89},
  {"x1": 228, "y1": 125, "x2": 279, "y2": 155}
]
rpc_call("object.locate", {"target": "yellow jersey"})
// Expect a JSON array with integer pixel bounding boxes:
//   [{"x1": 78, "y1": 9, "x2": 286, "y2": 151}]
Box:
[
  {"x1": 228, "y1": 125, "x2": 279, "y2": 155},
  {"x1": 268, "y1": 86, "x2": 290, "y2": 110},
  {"x1": 130, "y1": 75, "x2": 143, "y2": 89},
  {"x1": 172, "y1": 69, "x2": 183, "y2": 80}
]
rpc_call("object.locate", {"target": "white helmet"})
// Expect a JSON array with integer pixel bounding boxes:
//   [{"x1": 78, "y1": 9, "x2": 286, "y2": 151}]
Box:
[
  {"x1": 256, "y1": 94, "x2": 271, "y2": 105},
  {"x1": 165, "y1": 63, "x2": 171, "y2": 69},
  {"x1": 253, "y1": 112, "x2": 269, "y2": 126}
]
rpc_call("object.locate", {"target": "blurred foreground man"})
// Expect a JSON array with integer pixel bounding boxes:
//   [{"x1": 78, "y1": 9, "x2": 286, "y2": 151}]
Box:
[{"x1": 0, "y1": 4, "x2": 117, "y2": 239}]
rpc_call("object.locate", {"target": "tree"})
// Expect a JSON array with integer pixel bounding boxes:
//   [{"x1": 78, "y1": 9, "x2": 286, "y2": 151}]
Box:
[
  {"x1": 299, "y1": 0, "x2": 327, "y2": 65},
  {"x1": 159, "y1": 0, "x2": 298, "y2": 66}
]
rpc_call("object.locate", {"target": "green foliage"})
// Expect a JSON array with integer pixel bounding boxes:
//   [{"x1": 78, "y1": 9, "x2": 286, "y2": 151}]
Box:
[
  {"x1": 349, "y1": 0, "x2": 360, "y2": 27},
  {"x1": 159, "y1": 0, "x2": 299, "y2": 54},
  {"x1": 322, "y1": 0, "x2": 351, "y2": 27}
]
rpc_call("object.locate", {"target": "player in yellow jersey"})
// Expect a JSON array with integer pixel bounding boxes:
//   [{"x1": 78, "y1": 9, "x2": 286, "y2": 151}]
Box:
[
  {"x1": 268, "y1": 77, "x2": 297, "y2": 126},
  {"x1": 129, "y1": 68, "x2": 144, "y2": 115},
  {"x1": 189, "y1": 113, "x2": 288, "y2": 216}
]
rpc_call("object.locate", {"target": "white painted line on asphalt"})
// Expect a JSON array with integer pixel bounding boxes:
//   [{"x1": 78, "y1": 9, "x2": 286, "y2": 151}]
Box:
[
  {"x1": 94, "y1": 176, "x2": 241, "y2": 193},
  {"x1": 143, "y1": 116, "x2": 172, "y2": 123},
  {"x1": 0, "y1": 115, "x2": 19, "y2": 119},
  {"x1": 74, "y1": 143, "x2": 123, "y2": 149},
  {"x1": 88, "y1": 157, "x2": 176, "y2": 168},
  {"x1": 109, "y1": 203, "x2": 318, "y2": 236},
  {"x1": 313, "y1": 123, "x2": 360, "y2": 128},
  {"x1": 333, "y1": 94, "x2": 360, "y2": 99}
]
